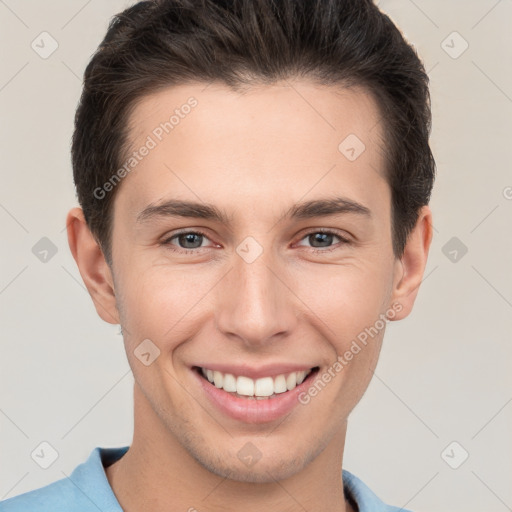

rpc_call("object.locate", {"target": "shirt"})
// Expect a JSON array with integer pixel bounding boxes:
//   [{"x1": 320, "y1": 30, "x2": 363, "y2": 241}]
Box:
[{"x1": 0, "y1": 446, "x2": 413, "y2": 511}]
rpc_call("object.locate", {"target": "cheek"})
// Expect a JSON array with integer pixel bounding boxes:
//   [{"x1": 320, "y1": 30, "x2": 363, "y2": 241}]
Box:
[
  {"x1": 293, "y1": 259, "x2": 393, "y2": 342},
  {"x1": 116, "y1": 264, "x2": 218, "y2": 347},
  {"x1": 115, "y1": 266, "x2": 216, "y2": 401}
]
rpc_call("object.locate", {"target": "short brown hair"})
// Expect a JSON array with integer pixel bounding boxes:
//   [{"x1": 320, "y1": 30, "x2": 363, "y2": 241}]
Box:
[{"x1": 71, "y1": 0, "x2": 435, "y2": 265}]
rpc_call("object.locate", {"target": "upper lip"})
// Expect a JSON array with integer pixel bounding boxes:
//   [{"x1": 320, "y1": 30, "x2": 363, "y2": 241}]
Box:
[{"x1": 193, "y1": 363, "x2": 318, "y2": 380}]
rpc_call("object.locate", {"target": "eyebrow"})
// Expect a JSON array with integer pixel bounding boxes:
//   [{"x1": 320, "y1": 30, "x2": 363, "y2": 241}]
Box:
[{"x1": 135, "y1": 196, "x2": 371, "y2": 225}]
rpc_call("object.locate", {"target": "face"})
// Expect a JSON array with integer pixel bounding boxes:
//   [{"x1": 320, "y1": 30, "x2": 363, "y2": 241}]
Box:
[{"x1": 87, "y1": 80, "x2": 418, "y2": 482}]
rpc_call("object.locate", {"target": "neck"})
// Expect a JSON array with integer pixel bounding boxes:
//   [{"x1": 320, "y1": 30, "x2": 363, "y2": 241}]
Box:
[{"x1": 106, "y1": 383, "x2": 354, "y2": 512}]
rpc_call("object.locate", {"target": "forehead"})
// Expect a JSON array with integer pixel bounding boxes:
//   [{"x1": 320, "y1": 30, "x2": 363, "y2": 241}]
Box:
[
  {"x1": 127, "y1": 80, "x2": 384, "y2": 152},
  {"x1": 117, "y1": 80, "x2": 389, "y2": 222}
]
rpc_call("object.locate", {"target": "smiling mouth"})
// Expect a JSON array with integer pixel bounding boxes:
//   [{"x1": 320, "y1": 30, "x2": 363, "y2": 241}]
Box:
[{"x1": 193, "y1": 366, "x2": 320, "y2": 399}]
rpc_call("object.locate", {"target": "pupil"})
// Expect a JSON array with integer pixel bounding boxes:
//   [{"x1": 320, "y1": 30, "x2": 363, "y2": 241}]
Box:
[
  {"x1": 310, "y1": 233, "x2": 332, "y2": 247},
  {"x1": 180, "y1": 233, "x2": 202, "y2": 248}
]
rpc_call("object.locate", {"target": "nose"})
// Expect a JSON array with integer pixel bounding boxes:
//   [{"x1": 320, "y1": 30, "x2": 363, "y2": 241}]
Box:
[{"x1": 214, "y1": 245, "x2": 298, "y2": 348}]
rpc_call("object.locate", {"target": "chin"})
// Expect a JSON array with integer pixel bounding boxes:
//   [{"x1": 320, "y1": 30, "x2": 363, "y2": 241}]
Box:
[
  {"x1": 184, "y1": 435, "x2": 325, "y2": 484},
  {"x1": 198, "y1": 452, "x2": 310, "y2": 483}
]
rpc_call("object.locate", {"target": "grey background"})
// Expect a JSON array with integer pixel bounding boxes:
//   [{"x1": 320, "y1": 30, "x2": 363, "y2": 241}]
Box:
[{"x1": 1, "y1": 1, "x2": 511, "y2": 511}]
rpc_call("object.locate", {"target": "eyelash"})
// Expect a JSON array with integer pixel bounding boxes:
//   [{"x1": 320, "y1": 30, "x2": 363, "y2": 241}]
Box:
[{"x1": 160, "y1": 228, "x2": 351, "y2": 255}]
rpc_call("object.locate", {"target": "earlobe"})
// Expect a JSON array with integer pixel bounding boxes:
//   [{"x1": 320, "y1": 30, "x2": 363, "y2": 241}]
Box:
[
  {"x1": 66, "y1": 207, "x2": 120, "y2": 325},
  {"x1": 389, "y1": 205, "x2": 433, "y2": 321}
]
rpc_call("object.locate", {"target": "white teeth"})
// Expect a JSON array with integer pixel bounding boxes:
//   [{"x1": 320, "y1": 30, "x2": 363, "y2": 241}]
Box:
[
  {"x1": 213, "y1": 370, "x2": 223, "y2": 388},
  {"x1": 200, "y1": 367, "x2": 313, "y2": 397},
  {"x1": 236, "y1": 376, "x2": 254, "y2": 396},
  {"x1": 222, "y1": 373, "x2": 237, "y2": 392},
  {"x1": 254, "y1": 377, "x2": 274, "y2": 397},
  {"x1": 274, "y1": 374, "x2": 288, "y2": 394},
  {"x1": 286, "y1": 372, "x2": 297, "y2": 390},
  {"x1": 296, "y1": 370, "x2": 307, "y2": 385}
]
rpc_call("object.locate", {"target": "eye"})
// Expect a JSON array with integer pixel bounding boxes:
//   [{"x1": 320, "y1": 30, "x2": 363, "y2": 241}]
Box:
[
  {"x1": 161, "y1": 230, "x2": 215, "y2": 253},
  {"x1": 296, "y1": 229, "x2": 351, "y2": 252},
  {"x1": 160, "y1": 228, "x2": 351, "y2": 255}
]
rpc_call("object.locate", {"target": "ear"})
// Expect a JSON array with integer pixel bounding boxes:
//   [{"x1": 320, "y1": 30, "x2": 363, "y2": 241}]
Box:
[
  {"x1": 66, "y1": 207, "x2": 120, "y2": 325},
  {"x1": 389, "y1": 205, "x2": 433, "y2": 321}
]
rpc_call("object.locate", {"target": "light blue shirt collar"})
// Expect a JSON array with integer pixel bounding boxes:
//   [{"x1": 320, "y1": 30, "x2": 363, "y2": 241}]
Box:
[{"x1": 1, "y1": 446, "x2": 412, "y2": 512}]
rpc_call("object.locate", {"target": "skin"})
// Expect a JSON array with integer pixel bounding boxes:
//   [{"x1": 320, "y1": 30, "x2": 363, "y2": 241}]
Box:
[{"x1": 67, "y1": 80, "x2": 432, "y2": 512}]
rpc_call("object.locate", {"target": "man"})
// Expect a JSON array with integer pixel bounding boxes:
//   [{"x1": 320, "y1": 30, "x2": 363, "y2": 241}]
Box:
[{"x1": 1, "y1": 0, "x2": 434, "y2": 510}]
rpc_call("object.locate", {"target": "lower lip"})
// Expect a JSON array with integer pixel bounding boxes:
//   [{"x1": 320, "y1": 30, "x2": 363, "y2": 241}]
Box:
[{"x1": 192, "y1": 367, "x2": 319, "y2": 424}]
